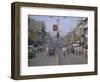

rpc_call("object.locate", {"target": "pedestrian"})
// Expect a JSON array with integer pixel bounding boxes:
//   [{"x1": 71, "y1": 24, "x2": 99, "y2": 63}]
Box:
[
  {"x1": 45, "y1": 47, "x2": 48, "y2": 56},
  {"x1": 71, "y1": 45, "x2": 75, "y2": 54},
  {"x1": 83, "y1": 45, "x2": 88, "y2": 59},
  {"x1": 32, "y1": 46, "x2": 36, "y2": 58},
  {"x1": 38, "y1": 46, "x2": 42, "y2": 55},
  {"x1": 42, "y1": 46, "x2": 48, "y2": 56},
  {"x1": 42, "y1": 46, "x2": 45, "y2": 56},
  {"x1": 74, "y1": 47, "x2": 77, "y2": 56},
  {"x1": 67, "y1": 46, "x2": 70, "y2": 55},
  {"x1": 77, "y1": 47, "x2": 80, "y2": 55},
  {"x1": 40, "y1": 47, "x2": 43, "y2": 55},
  {"x1": 62, "y1": 46, "x2": 66, "y2": 57}
]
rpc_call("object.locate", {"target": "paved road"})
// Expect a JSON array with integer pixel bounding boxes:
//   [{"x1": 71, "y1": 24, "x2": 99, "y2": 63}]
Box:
[
  {"x1": 28, "y1": 47, "x2": 87, "y2": 66},
  {"x1": 56, "y1": 46, "x2": 87, "y2": 65},
  {"x1": 28, "y1": 54, "x2": 58, "y2": 66}
]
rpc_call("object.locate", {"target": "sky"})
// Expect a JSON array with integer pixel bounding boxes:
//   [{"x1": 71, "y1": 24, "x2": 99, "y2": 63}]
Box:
[{"x1": 29, "y1": 15, "x2": 84, "y2": 37}]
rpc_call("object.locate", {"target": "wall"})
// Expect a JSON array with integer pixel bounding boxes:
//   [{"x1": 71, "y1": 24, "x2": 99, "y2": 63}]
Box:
[{"x1": 0, "y1": 0, "x2": 100, "y2": 82}]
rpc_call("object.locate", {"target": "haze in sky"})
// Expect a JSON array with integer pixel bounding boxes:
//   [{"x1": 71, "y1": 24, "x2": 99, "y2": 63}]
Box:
[{"x1": 29, "y1": 15, "x2": 84, "y2": 37}]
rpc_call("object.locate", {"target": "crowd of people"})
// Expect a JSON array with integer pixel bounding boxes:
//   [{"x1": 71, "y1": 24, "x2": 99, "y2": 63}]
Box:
[{"x1": 61, "y1": 43, "x2": 88, "y2": 59}]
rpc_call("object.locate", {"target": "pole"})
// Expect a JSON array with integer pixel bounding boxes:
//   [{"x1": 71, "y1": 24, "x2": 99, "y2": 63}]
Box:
[{"x1": 49, "y1": 16, "x2": 67, "y2": 65}]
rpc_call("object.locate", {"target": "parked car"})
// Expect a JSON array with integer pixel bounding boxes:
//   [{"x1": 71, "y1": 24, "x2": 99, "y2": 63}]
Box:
[{"x1": 48, "y1": 46, "x2": 55, "y2": 56}]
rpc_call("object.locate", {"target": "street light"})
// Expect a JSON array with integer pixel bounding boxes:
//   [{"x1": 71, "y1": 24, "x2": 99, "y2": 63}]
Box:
[
  {"x1": 49, "y1": 16, "x2": 67, "y2": 65},
  {"x1": 49, "y1": 16, "x2": 67, "y2": 42}
]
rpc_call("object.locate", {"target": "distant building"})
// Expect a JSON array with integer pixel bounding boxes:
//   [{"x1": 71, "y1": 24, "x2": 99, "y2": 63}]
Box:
[
  {"x1": 65, "y1": 32, "x2": 74, "y2": 46},
  {"x1": 74, "y1": 17, "x2": 88, "y2": 46},
  {"x1": 28, "y1": 17, "x2": 53, "y2": 47},
  {"x1": 28, "y1": 17, "x2": 46, "y2": 42},
  {"x1": 64, "y1": 17, "x2": 88, "y2": 47}
]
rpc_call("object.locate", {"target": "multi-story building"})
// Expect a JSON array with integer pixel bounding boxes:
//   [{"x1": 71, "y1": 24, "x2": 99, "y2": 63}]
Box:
[
  {"x1": 64, "y1": 17, "x2": 88, "y2": 48},
  {"x1": 65, "y1": 32, "x2": 74, "y2": 46},
  {"x1": 74, "y1": 17, "x2": 88, "y2": 47},
  {"x1": 28, "y1": 17, "x2": 46, "y2": 43},
  {"x1": 28, "y1": 17, "x2": 53, "y2": 48}
]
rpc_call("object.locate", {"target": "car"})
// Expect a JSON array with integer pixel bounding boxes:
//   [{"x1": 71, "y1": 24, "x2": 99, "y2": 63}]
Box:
[{"x1": 48, "y1": 46, "x2": 55, "y2": 56}]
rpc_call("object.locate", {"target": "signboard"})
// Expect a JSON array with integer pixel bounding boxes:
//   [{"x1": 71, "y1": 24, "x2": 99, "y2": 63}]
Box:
[
  {"x1": 53, "y1": 24, "x2": 58, "y2": 31},
  {"x1": 29, "y1": 32, "x2": 38, "y2": 40}
]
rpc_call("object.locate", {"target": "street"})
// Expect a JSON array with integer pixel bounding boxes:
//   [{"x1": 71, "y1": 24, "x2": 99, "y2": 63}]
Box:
[
  {"x1": 28, "y1": 16, "x2": 88, "y2": 66},
  {"x1": 28, "y1": 47, "x2": 87, "y2": 66}
]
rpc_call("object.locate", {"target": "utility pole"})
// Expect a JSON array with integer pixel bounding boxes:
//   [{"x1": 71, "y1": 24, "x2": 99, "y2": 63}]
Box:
[{"x1": 49, "y1": 16, "x2": 67, "y2": 65}]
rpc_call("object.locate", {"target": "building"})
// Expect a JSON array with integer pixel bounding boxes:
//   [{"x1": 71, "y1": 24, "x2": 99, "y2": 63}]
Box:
[
  {"x1": 28, "y1": 17, "x2": 46, "y2": 43},
  {"x1": 28, "y1": 17, "x2": 53, "y2": 47},
  {"x1": 74, "y1": 17, "x2": 88, "y2": 47},
  {"x1": 65, "y1": 32, "x2": 74, "y2": 46},
  {"x1": 64, "y1": 17, "x2": 88, "y2": 48}
]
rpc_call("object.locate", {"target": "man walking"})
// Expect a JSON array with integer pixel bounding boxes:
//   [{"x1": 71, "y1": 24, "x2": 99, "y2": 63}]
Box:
[{"x1": 62, "y1": 46, "x2": 66, "y2": 57}]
